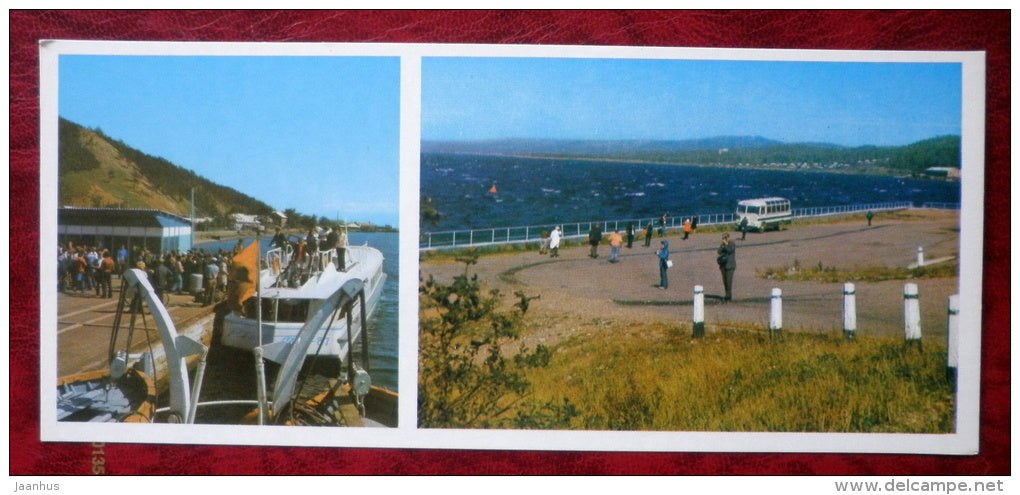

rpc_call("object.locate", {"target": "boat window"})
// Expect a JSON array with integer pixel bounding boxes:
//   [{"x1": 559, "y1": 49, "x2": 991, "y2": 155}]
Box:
[
  {"x1": 241, "y1": 298, "x2": 308, "y2": 323},
  {"x1": 275, "y1": 299, "x2": 309, "y2": 323}
]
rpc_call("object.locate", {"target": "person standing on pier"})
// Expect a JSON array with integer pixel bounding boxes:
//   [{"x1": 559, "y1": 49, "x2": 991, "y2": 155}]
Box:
[
  {"x1": 716, "y1": 233, "x2": 736, "y2": 302},
  {"x1": 86, "y1": 247, "x2": 100, "y2": 295},
  {"x1": 656, "y1": 240, "x2": 670, "y2": 289},
  {"x1": 97, "y1": 250, "x2": 115, "y2": 298},
  {"x1": 170, "y1": 254, "x2": 184, "y2": 294},
  {"x1": 116, "y1": 245, "x2": 129, "y2": 274},
  {"x1": 203, "y1": 256, "x2": 221, "y2": 307},
  {"x1": 549, "y1": 226, "x2": 561, "y2": 257},
  {"x1": 683, "y1": 218, "x2": 692, "y2": 240},
  {"x1": 739, "y1": 216, "x2": 749, "y2": 240},
  {"x1": 658, "y1": 213, "x2": 667, "y2": 238},
  {"x1": 608, "y1": 230, "x2": 623, "y2": 263},
  {"x1": 626, "y1": 222, "x2": 635, "y2": 249},
  {"x1": 867, "y1": 210, "x2": 874, "y2": 227},
  {"x1": 644, "y1": 221, "x2": 653, "y2": 247},
  {"x1": 154, "y1": 259, "x2": 173, "y2": 306},
  {"x1": 74, "y1": 249, "x2": 88, "y2": 292},
  {"x1": 588, "y1": 223, "x2": 603, "y2": 258}
]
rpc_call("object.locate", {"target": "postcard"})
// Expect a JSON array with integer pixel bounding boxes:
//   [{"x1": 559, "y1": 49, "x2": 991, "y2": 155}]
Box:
[{"x1": 40, "y1": 39, "x2": 984, "y2": 455}]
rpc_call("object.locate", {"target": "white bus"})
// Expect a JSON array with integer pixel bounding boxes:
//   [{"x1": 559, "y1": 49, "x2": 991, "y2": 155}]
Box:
[{"x1": 735, "y1": 197, "x2": 792, "y2": 232}]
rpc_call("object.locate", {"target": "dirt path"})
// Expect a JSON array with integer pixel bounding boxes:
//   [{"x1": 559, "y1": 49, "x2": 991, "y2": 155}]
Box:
[{"x1": 420, "y1": 210, "x2": 960, "y2": 347}]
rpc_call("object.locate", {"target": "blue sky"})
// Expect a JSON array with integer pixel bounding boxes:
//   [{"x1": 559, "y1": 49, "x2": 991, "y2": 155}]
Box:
[
  {"x1": 59, "y1": 55, "x2": 400, "y2": 227},
  {"x1": 422, "y1": 57, "x2": 962, "y2": 147}
]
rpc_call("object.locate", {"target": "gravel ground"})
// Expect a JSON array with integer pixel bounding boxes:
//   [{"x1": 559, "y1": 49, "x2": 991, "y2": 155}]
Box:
[{"x1": 419, "y1": 210, "x2": 961, "y2": 348}]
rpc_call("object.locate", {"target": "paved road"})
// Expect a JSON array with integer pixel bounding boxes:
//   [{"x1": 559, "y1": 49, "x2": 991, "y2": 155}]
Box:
[
  {"x1": 56, "y1": 279, "x2": 215, "y2": 377},
  {"x1": 420, "y1": 209, "x2": 960, "y2": 344}
]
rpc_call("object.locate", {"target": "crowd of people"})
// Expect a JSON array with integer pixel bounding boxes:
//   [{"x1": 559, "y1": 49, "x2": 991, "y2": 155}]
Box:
[
  {"x1": 57, "y1": 240, "x2": 237, "y2": 307},
  {"x1": 535, "y1": 213, "x2": 738, "y2": 300},
  {"x1": 57, "y1": 226, "x2": 353, "y2": 310}
]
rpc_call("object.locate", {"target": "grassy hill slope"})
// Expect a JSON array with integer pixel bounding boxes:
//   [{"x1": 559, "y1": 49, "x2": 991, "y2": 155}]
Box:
[{"x1": 58, "y1": 117, "x2": 273, "y2": 222}]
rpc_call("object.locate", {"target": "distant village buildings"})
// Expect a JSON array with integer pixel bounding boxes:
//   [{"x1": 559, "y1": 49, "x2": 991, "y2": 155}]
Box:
[
  {"x1": 229, "y1": 213, "x2": 262, "y2": 232},
  {"x1": 58, "y1": 206, "x2": 193, "y2": 253},
  {"x1": 229, "y1": 211, "x2": 290, "y2": 232},
  {"x1": 924, "y1": 167, "x2": 961, "y2": 180}
]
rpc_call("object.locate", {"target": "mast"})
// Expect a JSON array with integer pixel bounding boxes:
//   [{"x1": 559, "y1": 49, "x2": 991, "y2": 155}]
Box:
[
  {"x1": 254, "y1": 230, "x2": 265, "y2": 424},
  {"x1": 256, "y1": 231, "x2": 262, "y2": 347}
]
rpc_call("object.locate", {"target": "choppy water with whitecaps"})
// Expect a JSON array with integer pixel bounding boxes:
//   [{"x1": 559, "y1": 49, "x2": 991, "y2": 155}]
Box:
[{"x1": 421, "y1": 153, "x2": 961, "y2": 231}]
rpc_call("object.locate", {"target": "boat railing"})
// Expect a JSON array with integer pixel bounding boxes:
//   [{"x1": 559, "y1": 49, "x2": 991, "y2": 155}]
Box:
[
  {"x1": 265, "y1": 245, "x2": 291, "y2": 276},
  {"x1": 419, "y1": 200, "x2": 942, "y2": 250},
  {"x1": 265, "y1": 239, "x2": 374, "y2": 276}
]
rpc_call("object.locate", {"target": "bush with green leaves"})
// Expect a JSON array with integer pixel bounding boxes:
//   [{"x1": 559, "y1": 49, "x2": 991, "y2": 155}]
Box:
[{"x1": 418, "y1": 256, "x2": 576, "y2": 429}]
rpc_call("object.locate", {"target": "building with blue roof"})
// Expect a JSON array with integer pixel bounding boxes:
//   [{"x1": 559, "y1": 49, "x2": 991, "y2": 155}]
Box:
[{"x1": 58, "y1": 207, "x2": 194, "y2": 254}]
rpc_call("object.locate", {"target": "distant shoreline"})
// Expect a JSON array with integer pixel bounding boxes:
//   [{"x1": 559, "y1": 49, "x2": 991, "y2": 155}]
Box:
[
  {"x1": 426, "y1": 151, "x2": 951, "y2": 181},
  {"x1": 194, "y1": 227, "x2": 397, "y2": 246}
]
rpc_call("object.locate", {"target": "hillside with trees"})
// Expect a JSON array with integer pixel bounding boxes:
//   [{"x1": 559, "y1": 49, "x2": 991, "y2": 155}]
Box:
[{"x1": 60, "y1": 118, "x2": 289, "y2": 229}]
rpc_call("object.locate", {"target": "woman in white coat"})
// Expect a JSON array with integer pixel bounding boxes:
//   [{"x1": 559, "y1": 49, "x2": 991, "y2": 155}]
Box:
[{"x1": 549, "y1": 226, "x2": 562, "y2": 258}]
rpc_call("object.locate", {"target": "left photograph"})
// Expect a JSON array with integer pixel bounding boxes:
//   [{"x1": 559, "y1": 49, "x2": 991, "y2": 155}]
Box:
[{"x1": 49, "y1": 54, "x2": 400, "y2": 428}]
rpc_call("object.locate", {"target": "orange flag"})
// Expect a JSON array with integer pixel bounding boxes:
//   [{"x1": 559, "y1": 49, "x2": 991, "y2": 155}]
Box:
[{"x1": 226, "y1": 239, "x2": 259, "y2": 315}]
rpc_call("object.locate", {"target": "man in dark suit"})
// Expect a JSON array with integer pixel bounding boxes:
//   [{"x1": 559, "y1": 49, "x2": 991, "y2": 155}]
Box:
[
  {"x1": 717, "y1": 233, "x2": 736, "y2": 302},
  {"x1": 588, "y1": 223, "x2": 603, "y2": 258}
]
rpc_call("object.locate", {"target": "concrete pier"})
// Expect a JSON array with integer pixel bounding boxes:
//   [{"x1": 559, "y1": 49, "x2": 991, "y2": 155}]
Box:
[{"x1": 56, "y1": 275, "x2": 216, "y2": 389}]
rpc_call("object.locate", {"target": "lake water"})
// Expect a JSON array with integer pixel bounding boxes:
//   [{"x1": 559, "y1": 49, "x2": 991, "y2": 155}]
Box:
[
  {"x1": 196, "y1": 232, "x2": 399, "y2": 392},
  {"x1": 421, "y1": 153, "x2": 962, "y2": 231}
]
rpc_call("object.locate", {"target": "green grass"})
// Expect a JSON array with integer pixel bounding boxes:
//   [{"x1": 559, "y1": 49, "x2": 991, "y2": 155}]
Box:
[
  {"x1": 519, "y1": 323, "x2": 954, "y2": 432},
  {"x1": 757, "y1": 260, "x2": 959, "y2": 283}
]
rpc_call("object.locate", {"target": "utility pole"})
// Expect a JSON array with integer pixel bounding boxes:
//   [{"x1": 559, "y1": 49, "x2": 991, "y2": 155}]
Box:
[{"x1": 190, "y1": 187, "x2": 196, "y2": 250}]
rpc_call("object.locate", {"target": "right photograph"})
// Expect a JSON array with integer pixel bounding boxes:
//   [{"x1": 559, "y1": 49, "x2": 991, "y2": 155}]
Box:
[{"x1": 417, "y1": 55, "x2": 966, "y2": 434}]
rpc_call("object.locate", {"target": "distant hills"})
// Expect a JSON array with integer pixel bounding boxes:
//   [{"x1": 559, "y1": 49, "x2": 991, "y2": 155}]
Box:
[{"x1": 422, "y1": 135, "x2": 961, "y2": 177}]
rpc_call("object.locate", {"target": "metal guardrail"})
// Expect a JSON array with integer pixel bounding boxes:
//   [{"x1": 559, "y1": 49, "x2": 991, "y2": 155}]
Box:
[
  {"x1": 919, "y1": 202, "x2": 962, "y2": 210},
  {"x1": 419, "y1": 201, "x2": 955, "y2": 250}
]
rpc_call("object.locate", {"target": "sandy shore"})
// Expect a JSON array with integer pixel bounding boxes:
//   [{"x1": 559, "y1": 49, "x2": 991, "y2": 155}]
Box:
[{"x1": 419, "y1": 209, "x2": 961, "y2": 347}]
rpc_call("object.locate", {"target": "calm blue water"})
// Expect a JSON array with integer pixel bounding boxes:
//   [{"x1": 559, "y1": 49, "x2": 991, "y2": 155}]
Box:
[
  {"x1": 196, "y1": 232, "x2": 399, "y2": 392},
  {"x1": 421, "y1": 153, "x2": 961, "y2": 231}
]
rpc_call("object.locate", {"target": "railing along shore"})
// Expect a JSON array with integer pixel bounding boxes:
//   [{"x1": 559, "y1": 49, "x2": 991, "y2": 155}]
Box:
[{"x1": 419, "y1": 201, "x2": 958, "y2": 250}]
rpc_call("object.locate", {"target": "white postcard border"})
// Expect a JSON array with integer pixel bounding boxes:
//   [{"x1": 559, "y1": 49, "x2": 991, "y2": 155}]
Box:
[{"x1": 39, "y1": 40, "x2": 985, "y2": 455}]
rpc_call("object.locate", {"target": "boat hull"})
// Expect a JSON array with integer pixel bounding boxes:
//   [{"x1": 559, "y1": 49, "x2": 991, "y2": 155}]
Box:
[{"x1": 220, "y1": 245, "x2": 387, "y2": 361}]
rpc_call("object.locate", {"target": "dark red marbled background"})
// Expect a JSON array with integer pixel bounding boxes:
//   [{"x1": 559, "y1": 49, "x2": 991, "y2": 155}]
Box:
[{"x1": 10, "y1": 10, "x2": 1009, "y2": 475}]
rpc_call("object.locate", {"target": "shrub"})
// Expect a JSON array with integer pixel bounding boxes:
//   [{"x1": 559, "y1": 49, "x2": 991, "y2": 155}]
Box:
[{"x1": 417, "y1": 260, "x2": 576, "y2": 428}]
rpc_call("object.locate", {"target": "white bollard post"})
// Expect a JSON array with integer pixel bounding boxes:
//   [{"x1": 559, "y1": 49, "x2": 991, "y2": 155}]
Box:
[
  {"x1": 917, "y1": 246, "x2": 925, "y2": 267},
  {"x1": 843, "y1": 282, "x2": 857, "y2": 340},
  {"x1": 904, "y1": 283, "x2": 922, "y2": 348},
  {"x1": 692, "y1": 285, "x2": 705, "y2": 338},
  {"x1": 947, "y1": 294, "x2": 959, "y2": 389},
  {"x1": 769, "y1": 288, "x2": 783, "y2": 338}
]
